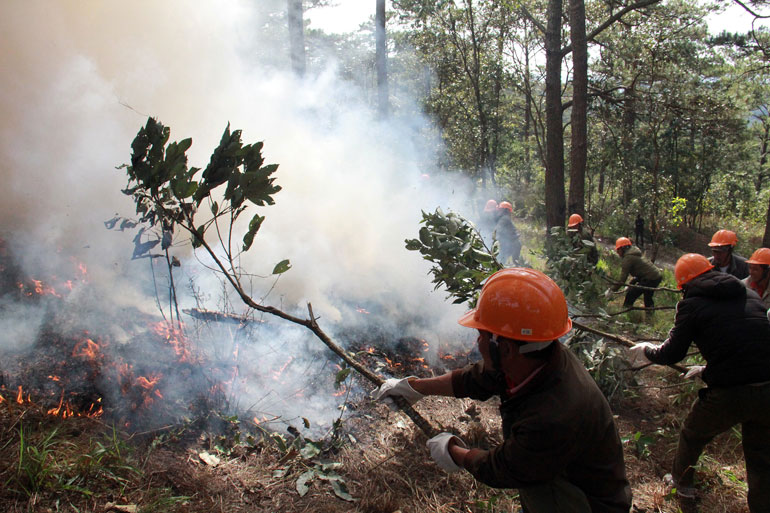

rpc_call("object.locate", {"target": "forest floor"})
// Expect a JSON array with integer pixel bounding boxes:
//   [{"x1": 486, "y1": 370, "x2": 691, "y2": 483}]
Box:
[
  {"x1": 0, "y1": 335, "x2": 751, "y2": 513},
  {"x1": 0, "y1": 223, "x2": 753, "y2": 513}
]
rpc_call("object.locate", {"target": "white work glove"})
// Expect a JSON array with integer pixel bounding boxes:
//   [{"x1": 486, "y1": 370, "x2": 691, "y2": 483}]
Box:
[
  {"x1": 629, "y1": 342, "x2": 657, "y2": 366},
  {"x1": 604, "y1": 288, "x2": 614, "y2": 300},
  {"x1": 426, "y1": 432, "x2": 466, "y2": 473},
  {"x1": 371, "y1": 377, "x2": 424, "y2": 410},
  {"x1": 684, "y1": 365, "x2": 705, "y2": 380}
]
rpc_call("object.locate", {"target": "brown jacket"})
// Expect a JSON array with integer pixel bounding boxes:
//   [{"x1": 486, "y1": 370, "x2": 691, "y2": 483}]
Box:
[{"x1": 450, "y1": 342, "x2": 631, "y2": 512}]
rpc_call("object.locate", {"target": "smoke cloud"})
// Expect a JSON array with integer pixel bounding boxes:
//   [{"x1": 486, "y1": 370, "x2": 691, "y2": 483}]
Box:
[{"x1": 0, "y1": 1, "x2": 478, "y2": 433}]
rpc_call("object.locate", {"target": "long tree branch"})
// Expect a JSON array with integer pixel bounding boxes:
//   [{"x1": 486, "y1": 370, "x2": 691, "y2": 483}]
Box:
[{"x1": 561, "y1": 0, "x2": 664, "y2": 57}]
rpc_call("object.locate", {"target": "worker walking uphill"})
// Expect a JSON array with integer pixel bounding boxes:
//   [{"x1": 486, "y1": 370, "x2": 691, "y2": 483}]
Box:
[
  {"x1": 743, "y1": 247, "x2": 770, "y2": 309},
  {"x1": 707, "y1": 229, "x2": 749, "y2": 280},
  {"x1": 494, "y1": 201, "x2": 521, "y2": 265},
  {"x1": 607, "y1": 237, "x2": 663, "y2": 316},
  {"x1": 630, "y1": 253, "x2": 770, "y2": 511},
  {"x1": 568, "y1": 213, "x2": 599, "y2": 266},
  {"x1": 373, "y1": 268, "x2": 632, "y2": 512}
]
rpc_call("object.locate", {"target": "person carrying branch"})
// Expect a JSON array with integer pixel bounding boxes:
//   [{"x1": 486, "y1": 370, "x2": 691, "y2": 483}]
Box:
[
  {"x1": 630, "y1": 253, "x2": 770, "y2": 510},
  {"x1": 606, "y1": 237, "x2": 662, "y2": 319},
  {"x1": 707, "y1": 229, "x2": 749, "y2": 280},
  {"x1": 567, "y1": 213, "x2": 599, "y2": 266},
  {"x1": 744, "y1": 247, "x2": 770, "y2": 310},
  {"x1": 373, "y1": 268, "x2": 632, "y2": 512}
]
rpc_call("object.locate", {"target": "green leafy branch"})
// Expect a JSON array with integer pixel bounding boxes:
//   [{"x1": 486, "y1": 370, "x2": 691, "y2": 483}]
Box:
[{"x1": 405, "y1": 208, "x2": 501, "y2": 307}]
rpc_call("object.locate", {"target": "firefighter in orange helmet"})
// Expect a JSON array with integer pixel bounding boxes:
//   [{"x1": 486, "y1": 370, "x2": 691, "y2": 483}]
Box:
[
  {"x1": 478, "y1": 199, "x2": 499, "y2": 248},
  {"x1": 373, "y1": 269, "x2": 631, "y2": 512},
  {"x1": 567, "y1": 213, "x2": 599, "y2": 266},
  {"x1": 606, "y1": 237, "x2": 662, "y2": 317},
  {"x1": 494, "y1": 201, "x2": 521, "y2": 265},
  {"x1": 630, "y1": 254, "x2": 770, "y2": 509},
  {"x1": 707, "y1": 229, "x2": 748, "y2": 280},
  {"x1": 744, "y1": 247, "x2": 770, "y2": 309}
]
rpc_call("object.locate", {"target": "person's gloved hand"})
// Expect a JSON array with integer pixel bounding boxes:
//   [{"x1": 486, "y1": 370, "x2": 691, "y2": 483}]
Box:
[
  {"x1": 629, "y1": 342, "x2": 657, "y2": 366},
  {"x1": 371, "y1": 377, "x2": 423, "y2": 410},
  {"x1": 684, "y1": 365, "x2": 705, "y2": 379},
  {"x1": 604, "y1": 288, "x2": 614, "y2": 300},
  {"x1": 426, "y1": 432, "x2": 466, "y2": 472}
]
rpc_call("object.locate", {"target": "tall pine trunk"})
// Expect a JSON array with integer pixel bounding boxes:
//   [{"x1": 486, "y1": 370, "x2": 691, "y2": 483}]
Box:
[
  {"x1": 376, "y1": 0, "x2": 389, "y2": 118},
  {"x1": 567, "y1": 0, "x2": 587, "y2": 218},
  {"x1": 545, "y1": 0, "x2": 565, "y2": 229},
  {"x1": 288, "y1": 0, "x2": 306, "y2": 77}
]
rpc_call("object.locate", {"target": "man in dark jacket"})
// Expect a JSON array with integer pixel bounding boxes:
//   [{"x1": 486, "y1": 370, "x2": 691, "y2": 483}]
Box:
[
  {"x1": 608, "y1": 238, "x2": 663, "y2": 314},
  {"x1": 374, "y1": 268, "x2": 632, "y2": 512},
  {"x1": 631, "y1": 253, "x2": 770, "y2": 511},
  {"x1": 494, "y1": 201, "x2": 521, "y2": 265},
  {"x1": 707, "y1": 229, "x2": 749, "y2": 280}
]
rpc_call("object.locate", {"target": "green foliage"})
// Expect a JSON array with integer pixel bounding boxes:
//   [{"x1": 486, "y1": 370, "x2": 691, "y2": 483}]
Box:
[
  {"x1": 621, "y1": 430, "x2": 657, "y2": 459},
  {"x1": 6, "y1": 423, "x2": 142, "y2": 501},
  {"x1": 112, "y1": 117, "x2": 285, "y2": 267},
  {"x1": 542, "y1": 227, "x2": 605, "y2": 307},
  {"x1": 8, "y1": 424, "x2": 60, "y2": 496},
  {"x1": 405, "y1": 208, "x2": 501, "y2": 307},
  {"x1": 670, "y1": 197, "x2": 687, "y2": 227}
]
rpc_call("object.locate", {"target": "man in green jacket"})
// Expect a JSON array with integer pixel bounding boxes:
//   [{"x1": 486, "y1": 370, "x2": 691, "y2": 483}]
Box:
[
  {"x1": 608, "y1": 237, "x2": 663, "y2": 313},
  {"x1": 374, "y1": 268, "x2": 632, "y2": 512}
]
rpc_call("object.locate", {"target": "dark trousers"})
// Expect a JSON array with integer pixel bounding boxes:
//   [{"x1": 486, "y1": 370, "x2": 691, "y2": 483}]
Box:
[
  {"x1": 623, "y1": 277, "x2": 662, "y2": 308},
  {"x1": 673, "y1": 383, "x2": 770, "y2": 512},
  {"x1": 635, "y1": 229, "x2": 644, "y2": 247}
]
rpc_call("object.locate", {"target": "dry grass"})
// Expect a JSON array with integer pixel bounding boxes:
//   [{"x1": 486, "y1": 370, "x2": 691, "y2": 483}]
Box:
[{"x1": 0, "y1": 352, "x2": 754, "y2": 513}]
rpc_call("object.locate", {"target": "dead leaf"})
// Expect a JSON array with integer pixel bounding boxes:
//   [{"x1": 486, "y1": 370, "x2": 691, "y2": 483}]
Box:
[
  {"x1": 199, "y1": 451, "x2": 221, "y2": 467},
  {"x1": 104, "y1": 503, "x2": 138, "y2": 513}
]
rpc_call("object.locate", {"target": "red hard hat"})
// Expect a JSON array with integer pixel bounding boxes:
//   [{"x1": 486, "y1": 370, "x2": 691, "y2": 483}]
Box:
[
  {"x1": 747, "y1": 247, "x2": 770, "y2": 266},
  {"x1": 484, "y1": 199, "x2": 498, "y2": 213},
  {"x1": 615, "y1": 237, "x2": 632, "y2": 250},
  {"x1": 568, "y1": 213, "x2": 583, "y2": 228},
  {"x1": 498, "y1": 201, "x2": 513, "y2": 212},
  {"x1": 708, "y1": 229, "x2": 738, "y2": 248},
  {"x1": 675, "y1": 253, "x2": 714, "y2": 289},
  {"x1": 458, "y1": 268, "x2": 572, "y2": 342}
]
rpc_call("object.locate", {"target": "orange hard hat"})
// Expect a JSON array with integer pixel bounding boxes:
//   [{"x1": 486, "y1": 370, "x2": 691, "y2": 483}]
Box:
[
  {"x1": 747, "y1": 247, "x2": 770, "y2": 266},
  {"x1": 458, "y1": 268, "x2": 572, "y2": 342},
  {"x1": 568, "y1": 213, "x2": 583, "y2": 228},
  {"x1": 615, "y1": 237, "x2": 632, "y2": 250},
  {"x1": 708, "y1": 229, "x2": 738, "y2": 248},
  {"x1": 484, "y1": 199, "x2": 498, "y2": 212},
  {"x1": 498, "y1": 201, "x2": 513, "y2": 212},
  {"x1": 675, "y1": 253, "x2": 714, "y2": 289}
]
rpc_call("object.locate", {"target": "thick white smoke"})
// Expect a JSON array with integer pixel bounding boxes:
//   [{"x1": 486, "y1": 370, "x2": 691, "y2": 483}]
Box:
[{"x1": 0, "y1": 1, "x2": 479, "y2": 433}]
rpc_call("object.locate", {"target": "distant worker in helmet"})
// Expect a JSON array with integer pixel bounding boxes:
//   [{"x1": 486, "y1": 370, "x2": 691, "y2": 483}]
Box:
[
  {"x1": 607, "y1": 237, "x2": 663, "y2": 316},
  {"x1": 373, "y1": 268, "x2": 632, "y2": 512},
  {"x1": 707, "y1": 229, "x2": 748, "y2": 280},
  {"x1": 478, "y1": 199, "x2": 499, "y2": 249},
  {"x1": 743, "y1": 247, "x2": 770, "y2": 309},
  {"x1": 494, "y1": 201, "x2": 521, "y2": 265},
  {"x1": 567, "y1": 213, "x2": 599, "y2": 266},
  {"x1": 630, "y1": 253, "x2": 770, "y2": 509}
]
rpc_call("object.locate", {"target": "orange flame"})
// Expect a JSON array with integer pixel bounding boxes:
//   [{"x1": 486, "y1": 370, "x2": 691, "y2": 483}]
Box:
[{"x1": 72, "y1": 338, "x2": 101, "y2": 360}]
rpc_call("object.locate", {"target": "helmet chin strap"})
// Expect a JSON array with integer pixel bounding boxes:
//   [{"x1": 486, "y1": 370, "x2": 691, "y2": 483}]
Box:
[{"x1": 490, "y1": 334, "x2": 553, "y2": 363}]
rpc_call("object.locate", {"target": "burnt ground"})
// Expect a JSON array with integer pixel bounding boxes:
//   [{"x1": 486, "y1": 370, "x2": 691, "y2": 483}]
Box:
[{"x1": 0, "y1": 350, "x2": 751, "y2": 513}]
